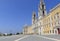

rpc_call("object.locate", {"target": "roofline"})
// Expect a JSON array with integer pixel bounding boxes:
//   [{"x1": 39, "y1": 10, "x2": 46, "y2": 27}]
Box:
[{"x1": 50, "y1": 3, "x2": 60, "y2": 12}]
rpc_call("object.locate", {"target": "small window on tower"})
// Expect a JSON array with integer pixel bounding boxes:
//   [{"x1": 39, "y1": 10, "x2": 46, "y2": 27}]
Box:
[
  {"x1": 42, "y1": 4, "x2": 44, "y2": 9},
  {"x1": 43, "y1": 11, "x2": 45, "y2": 16},
  {"x1": 34, "y1": 14, "x2": 35, "y2": 20}
]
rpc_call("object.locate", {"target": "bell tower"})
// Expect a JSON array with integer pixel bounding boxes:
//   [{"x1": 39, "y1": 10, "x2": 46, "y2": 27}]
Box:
[
  {"x1": 32, "y1": 11, "x2": 36, "y2": 24},
  {"x1": 38, "y1": 0, "x2": 47, "y2": 19}
]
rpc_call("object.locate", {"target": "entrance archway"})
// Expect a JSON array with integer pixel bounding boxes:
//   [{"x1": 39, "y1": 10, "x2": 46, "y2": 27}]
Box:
[
  {"x1": 57, "y1": 28, "x2": 60, "y2": 34},
  {"x1": 54, "y1": 29, "x2": 58, "y2": 34}
]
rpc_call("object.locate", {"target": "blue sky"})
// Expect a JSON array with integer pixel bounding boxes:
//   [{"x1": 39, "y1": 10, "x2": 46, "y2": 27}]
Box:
[{"x1": 0, "y1": 0, "x2": 60, "y2": 33}]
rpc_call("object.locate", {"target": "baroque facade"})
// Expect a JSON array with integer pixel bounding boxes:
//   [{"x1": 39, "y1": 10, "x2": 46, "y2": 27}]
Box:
[{"x1": 23, "y1": 0, "x2": 60, "y2": 35}]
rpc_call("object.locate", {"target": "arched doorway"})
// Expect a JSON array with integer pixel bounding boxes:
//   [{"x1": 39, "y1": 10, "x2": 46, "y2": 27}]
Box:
[
  {"x1": 57, "y1": 28, "x2": 60, "y2": 34},
  {"x1": 54, "y1": 29, "x2": 58, "y2": 34}
]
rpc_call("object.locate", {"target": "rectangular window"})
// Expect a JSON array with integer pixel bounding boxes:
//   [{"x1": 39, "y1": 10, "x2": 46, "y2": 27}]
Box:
[
  {"x1": 53, "y1": 30, "x2": 54, "y2": 33},
  {"x1": 50, "y1": 30, "x2": 51, "y2": 33},
  {"x1": 56, "y1": 13, "x2": 59, "y2": 19}
]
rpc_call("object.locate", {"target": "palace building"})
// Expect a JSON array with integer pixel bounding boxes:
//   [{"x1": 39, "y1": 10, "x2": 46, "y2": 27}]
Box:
[{"x1": 23, "y1": 0, "x2": 60, "y2": 35}]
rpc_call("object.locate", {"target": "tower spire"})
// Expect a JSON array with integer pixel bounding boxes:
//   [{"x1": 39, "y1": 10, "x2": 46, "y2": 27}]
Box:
[
  {"x1": 38, "y1": 0, "x2": 47, "y2": 19},
  {"x1": 40, "y1": 0, "x2": 44, "y2": 3}
]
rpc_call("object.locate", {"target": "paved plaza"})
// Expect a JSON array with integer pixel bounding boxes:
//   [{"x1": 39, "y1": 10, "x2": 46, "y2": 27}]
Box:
[{"x1": 0, "y1": 35, "x2": 60, "y2": 41}]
